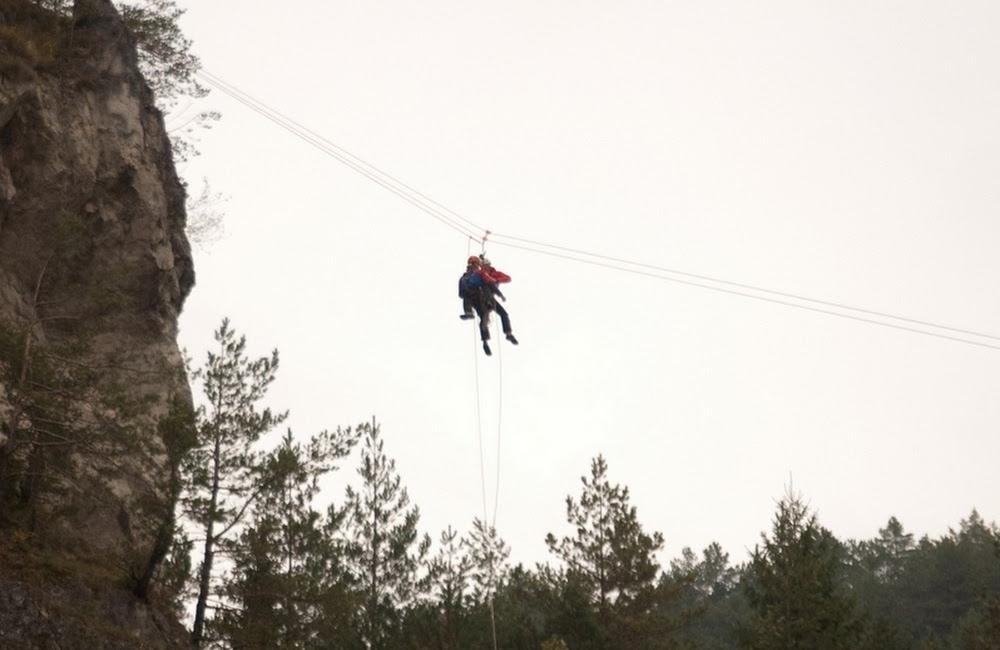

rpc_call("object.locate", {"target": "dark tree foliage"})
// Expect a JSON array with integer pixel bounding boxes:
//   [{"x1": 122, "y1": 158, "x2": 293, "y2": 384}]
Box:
[
  {"x1": 953, "y1": 596, "x2": 1000, "y2": 650},
  {"x1": 117, "y1": 0, "x2": 205, "y2": 106},
  {"x1": 155, "y1": 526, "x2": 194, "y2": 618},
  {"x1": 664, "y1": 542, "x2": 746, "y2": 650},
  {"x1": 846, "y1": 510, "x2": 1000, "y2": 648},
  {"x1": 403, "y1": 525, "x2": 473, "y2": 649},
  {"x1": 466, "y1": 517, "x2": 511, "y2": 605},
  {"x1": 844, "y1": 515, "x2": 917, "y2": 647},
  {"x1": 134, "y1": 395, "x2": 198, "y2": 601},
  {"x1": 183, "y1": 319, "x2": 286, "y2": 647},
  {"x1": 116, "y1": 0, "x2": 219, "y2": 161},
  {"x1": 400, "y1": 520, "x2": 512, "y2": 650},
  {"x1": 212, "y1": 428, "x2": 361, "y2": 649},
  {"x1": 743, "y1": 493, "x2": 863, "y2": 650},
  {"x1": 340, "y1": 419, "x2": 431, "y2": 650},
  {"x1": 546, "y1": 455, "x2": 675, "y2": 649},
  {"x1": 21, "y1": 0, "x2": 205, "y2": 104}
]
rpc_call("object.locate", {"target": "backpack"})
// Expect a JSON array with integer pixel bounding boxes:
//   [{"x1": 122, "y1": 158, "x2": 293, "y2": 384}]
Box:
[{"x1": 459, "y1": 271, "x2": 485, "y2": 296}]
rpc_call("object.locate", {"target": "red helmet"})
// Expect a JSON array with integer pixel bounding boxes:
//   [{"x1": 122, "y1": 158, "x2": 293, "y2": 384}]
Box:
[{"x1": 467, "y1": 255, "x2": 481, "y2": 266}]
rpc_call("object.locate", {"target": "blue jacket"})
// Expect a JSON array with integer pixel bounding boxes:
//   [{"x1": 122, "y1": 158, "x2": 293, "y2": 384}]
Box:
[{"x1": 459, "y1": 270, "x2": 485, "y2": 297}]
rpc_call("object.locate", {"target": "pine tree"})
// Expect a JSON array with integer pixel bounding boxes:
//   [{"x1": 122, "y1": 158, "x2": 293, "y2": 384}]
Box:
[
  {"x1": 953, "y1": 596, "x2": 1000, "y2": 649},
  {"x1": 743, "y1": 492, "x2": 862, "y2": 650},
  {"x1": 407, "y1": 525, "x2": 475, "y2": 650},
  {"x1": 183, "y1": 319, "x2": 286, "y2": 647},
  {"x1": 844, "y1": 516, "x2": 915, "y2": 645},
  {"x1": 664, "y1": 543, "x2": 745, "y2": 650},
  {"x1": 115, "y1": 0, "x2": 220, "y2": 160},
  {"x1": 341, "y1": 418, "x2": 431, "y2": 649},
  {"x1": 116, "y1": 0, "x2": 206, "y2": 105},
  {"x1": 893, "y1": 510, "x2": 1000, "y2": 644},
  {"x1": 213, "y1": 427, "x2": 360, "y2": 648},
  {"x1": 466, "y1": 517, "x2": 511, "y2": 605},
  {"x1": 545, "y1": 455, "x2": 667, "y2": 648},
  {"x1": 851, "y1": 516, "x2": 914, "y2": 584}
]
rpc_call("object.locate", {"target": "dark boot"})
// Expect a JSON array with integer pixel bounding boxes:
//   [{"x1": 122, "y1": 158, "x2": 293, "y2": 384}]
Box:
[
  {"x1": 505, "y1": 333, "x2": 518, "y2": 345},
  {"x1": 483, "y1": 341, "x2": 492, "y2": 356}
]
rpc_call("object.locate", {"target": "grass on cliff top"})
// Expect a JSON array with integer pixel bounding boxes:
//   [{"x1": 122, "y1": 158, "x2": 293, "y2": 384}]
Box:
[{"x1": 0, "y1": 0, "x2": 67, "y2": 67}]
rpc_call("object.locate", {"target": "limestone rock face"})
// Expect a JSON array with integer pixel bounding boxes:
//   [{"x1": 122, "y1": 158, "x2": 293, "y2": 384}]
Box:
[
  {"x1": 0, "y1": 575, "x2": 189, "y2": 649},
  {"x1": 0, "y1": 0, "x2": 195, "y2": 646}
]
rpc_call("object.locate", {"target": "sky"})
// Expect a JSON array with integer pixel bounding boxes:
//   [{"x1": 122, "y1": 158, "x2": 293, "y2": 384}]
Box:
[{"x1": 169, "y1": 0, "x2": 1000, "y2": 567}]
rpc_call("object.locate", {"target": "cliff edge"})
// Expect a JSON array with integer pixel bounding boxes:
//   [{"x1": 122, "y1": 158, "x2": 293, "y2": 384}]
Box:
[{"x1": 0, "y1": 0, "x2": 194, "y2": 646}]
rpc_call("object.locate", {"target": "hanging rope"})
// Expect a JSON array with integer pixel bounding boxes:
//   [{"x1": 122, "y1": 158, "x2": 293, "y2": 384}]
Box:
[
  {"x1": 493, "y1": 317, "x2": 503, "y2": 530},
  {"x1": 472, "y1": 321, "x2": 501, "y2": 650},
  {"x1": 468, "y1": 238, "x2": 501, "y2": 650},
  {"x1": 472, "y1": 308, "x2": 490, "y2": 526}
]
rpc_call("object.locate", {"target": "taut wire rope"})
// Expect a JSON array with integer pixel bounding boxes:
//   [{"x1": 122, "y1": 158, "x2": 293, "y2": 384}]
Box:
[
  {"x1": 194, "y1": 67, "x2": 1000, "y2": 351},
  {"x1": 196, "y1": 72, "x2": 480, "y2": 240},
  {"x1": 489, "y1": 239, "x2": 1000, "y2": 352},
  {"x1": 489, "y1": 232, "x2": 1000, "y2": 342},
  {"x1": 199, "y1": 69, "x2": 487, "y2": 236}
]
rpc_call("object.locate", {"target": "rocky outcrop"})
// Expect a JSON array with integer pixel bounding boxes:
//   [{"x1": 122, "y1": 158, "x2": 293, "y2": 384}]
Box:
[
  {"x1": 0, "y1": 0, "x2": 194, "y2": 646},
  {"x1": 0, "y1": 575, "x2": 189, "y2": 649}
]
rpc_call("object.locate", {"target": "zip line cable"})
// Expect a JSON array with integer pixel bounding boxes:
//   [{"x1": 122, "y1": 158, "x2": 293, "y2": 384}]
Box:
[
  {"x1": 489, "y1": 232, "x2": 1000, "y2": 343},
  {"x1": 198, "y1": 75, "x2": 478, "y2": 240},
  {"x1": 198, "y1": 69, "x2": 488, "y2": 236},
  {"x1": 167, "y1": 112, "x2": 203, "y2": 135},
  {"x1": 196, "y1": 74, "x2": 481, "y2": 241},
  {"x1": 491, "y1": 239, "x2": 1000, "y2": 351},
  {"x1": 197, "y1": 69, "x2": 1000, "y2": 351}
]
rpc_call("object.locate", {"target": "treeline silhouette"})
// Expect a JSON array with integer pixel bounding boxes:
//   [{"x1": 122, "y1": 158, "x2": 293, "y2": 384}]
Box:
[{"x1": 162, "y1": 321, "x2": 1000, "y2": 649}]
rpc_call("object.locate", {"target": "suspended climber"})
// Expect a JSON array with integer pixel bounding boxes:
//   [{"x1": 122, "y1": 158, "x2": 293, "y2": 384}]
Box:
[{"x1": 459, "y1": 255, "x2": 518, "y2": 356}]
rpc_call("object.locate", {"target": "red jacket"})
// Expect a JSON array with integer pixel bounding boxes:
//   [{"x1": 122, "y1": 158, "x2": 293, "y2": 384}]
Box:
[{"x1": 478, "y1": 265, "x2": 510, "y2": 284}]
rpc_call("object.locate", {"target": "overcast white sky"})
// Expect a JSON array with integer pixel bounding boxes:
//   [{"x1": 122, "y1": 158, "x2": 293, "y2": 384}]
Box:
[{"x1": 171, "y1": 0, "x2": 1000, "y2": 566}]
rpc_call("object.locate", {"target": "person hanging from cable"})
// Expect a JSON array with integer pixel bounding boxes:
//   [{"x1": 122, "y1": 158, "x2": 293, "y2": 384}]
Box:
[{"x1": 459, "y1": 255, "x2": 518, "y2": 356}]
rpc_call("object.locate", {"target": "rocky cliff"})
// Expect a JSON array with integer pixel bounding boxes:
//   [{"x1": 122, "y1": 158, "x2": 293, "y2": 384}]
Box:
[{"x1": 0, "y1": 0, "x2": 193, "y2": 646}]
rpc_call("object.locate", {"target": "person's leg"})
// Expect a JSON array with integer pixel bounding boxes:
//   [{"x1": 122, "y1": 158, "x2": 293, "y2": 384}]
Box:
[
  {"x1": 460, "y1": 294, "x2": 475, "y2": 319},
  {"x1": 477, "y1": 309, "x2": 491, "y2": 341},
  {"x1": 474, "y1": 297, "x2": 493, "y2": 355},
  {"x1": 494, "y1": 303, "x2": 512, "y2": 334},
  {"x1": 477, "y1": 308, "x2": 492, "y2": 355},
  {"x1": 466, "y1": 290, "x2": 488, "y2": 338},
  {"x1": 494, "y1": 303, "x2": 518, "y2": 344}
]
